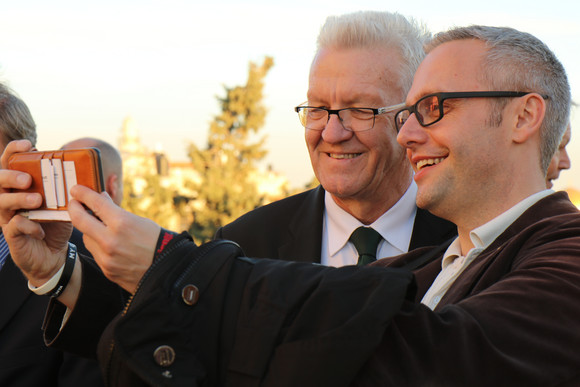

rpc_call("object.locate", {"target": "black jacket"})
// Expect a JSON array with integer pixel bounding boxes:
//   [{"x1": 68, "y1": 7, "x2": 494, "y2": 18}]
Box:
[
  {"x1": 46, "y1": 236, "x2": 415, "y2": 386},
  {"x1": 0, "y1": 231, "x2": 104, "y2": 387}
]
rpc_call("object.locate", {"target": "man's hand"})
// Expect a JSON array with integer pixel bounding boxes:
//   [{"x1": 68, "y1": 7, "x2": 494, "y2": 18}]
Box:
[
  {"x1": 0, "y1": 140, "x2": 40, "y2": 225},
  {"x1": 0, "y1": 140, "x2": 75, "y2": 303},
  {"x1": 68, "y1": 185, "x2": 161, "y2": 294}
]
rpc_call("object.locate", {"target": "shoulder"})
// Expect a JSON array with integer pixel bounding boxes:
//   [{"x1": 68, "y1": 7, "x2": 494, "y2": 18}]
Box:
[
  {"x1": 251, "y1": 187, "x2": 323, "y2": 215},
  {"x1": 488, "y1": 191, "x2": 580, "y2": 268},
  {"x1": 503, "y1": 191, "x2": 580, "y2": 243},
  {"x1": 216, "y1": 187, "x2": 324, "y2": 237}
]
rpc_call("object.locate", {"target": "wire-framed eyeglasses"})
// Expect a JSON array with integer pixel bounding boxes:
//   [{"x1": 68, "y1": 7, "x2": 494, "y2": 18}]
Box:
[
  {"x1": 295, "y1": 102, "x2": 406, "y2": 132},
  {"x1": 394, "y1": 91, "x2": 550, "y2": 132}
]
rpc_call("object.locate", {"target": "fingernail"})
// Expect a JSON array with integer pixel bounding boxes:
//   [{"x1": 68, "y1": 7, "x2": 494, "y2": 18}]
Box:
[
  {"x1": 27, "y1": 194, "x2": 39, "y2": 205},
  {"x1": 16, "y1": 174, "x2": 29, "y2": 186}
]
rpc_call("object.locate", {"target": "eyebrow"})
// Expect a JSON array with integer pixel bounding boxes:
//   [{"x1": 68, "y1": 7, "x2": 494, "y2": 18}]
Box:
[
  {"x1": 406, "y1": 90, "x2": 439, "y2": 104},
  {"x1": 308, "y1": 98, "x2": 401, "y2": 108},
  {"x1": 307, "y1": 90, "x2": 390, "y2": 106}
]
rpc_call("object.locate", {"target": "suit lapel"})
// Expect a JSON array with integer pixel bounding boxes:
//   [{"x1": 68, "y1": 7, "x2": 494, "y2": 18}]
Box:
[
  {"x1": 409, "y1": 208, "x2": 457, "y2": 250},
  {"x1": 278, "y1": 186, "x2": 325, "y2": 263},
  {"x1": 0, "y1": 257, "x2": 34, "y2": 332}
]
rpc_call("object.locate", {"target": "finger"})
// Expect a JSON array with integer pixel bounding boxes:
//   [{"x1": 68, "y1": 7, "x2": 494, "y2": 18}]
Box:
[
  {"x1": 70, "y1": 185, "x2": 118, "y2": 224},
  {"x1": 0, "y1": 140, "x2": 33, "y2": 168},
  {"x1": 1, "y1": 192, "x2": 42, "y2": 210},
  {"x1": 0, "y1": 169, "x2": 34, "y2": 192},
  {"x1": 0, "y1": 192, "x2": 43, "y2": 225},
  {"x1": 68, "y1": 198, "x2": 108, "y2": 241}
]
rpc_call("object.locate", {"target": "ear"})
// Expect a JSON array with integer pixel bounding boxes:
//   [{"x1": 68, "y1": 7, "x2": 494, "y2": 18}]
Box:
[
  {"x1": 511, "y1": 93, "x2": 546, "y2": 144},
  {"x1": 105, "y1": 174, "x2": 119, "y2": 204}
]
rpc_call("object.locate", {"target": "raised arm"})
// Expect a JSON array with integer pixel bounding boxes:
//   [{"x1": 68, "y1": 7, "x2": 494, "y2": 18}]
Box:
[{"x1": 0, "y1": 140, "x2": 79, "y2": 308}]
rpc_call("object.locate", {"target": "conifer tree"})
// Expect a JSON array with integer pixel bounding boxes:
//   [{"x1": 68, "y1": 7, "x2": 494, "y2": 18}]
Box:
[
  {"x1": 122, "y1": 171, "x2": 175, "y2": 228},
  {"x1": 188, "y1": 57, "x2": 274, "y2": 242}
]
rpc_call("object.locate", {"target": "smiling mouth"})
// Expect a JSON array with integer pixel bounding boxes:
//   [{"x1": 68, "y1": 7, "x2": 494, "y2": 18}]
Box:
[
  {"x1": 328, "y1": 153, "x2": 361, "y2": 159},
  {"x1": 416, "y1": 157, "x2": 445, "y2": 170}
]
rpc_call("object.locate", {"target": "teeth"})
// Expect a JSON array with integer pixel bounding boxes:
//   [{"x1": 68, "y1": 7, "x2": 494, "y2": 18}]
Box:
[
  {"x1": 329, "y1": 153, "x2": 360, "y2": 159},
  {"x1": 417, "y1": 157, "x2": 445, "y2": 170}
]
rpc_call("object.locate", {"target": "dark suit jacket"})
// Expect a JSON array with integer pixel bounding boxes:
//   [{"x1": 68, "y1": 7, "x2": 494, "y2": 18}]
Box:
[
  {"x1": 0, "y1": 231, "x2": 104, "y2": 386},
  {"x1": 215, "y1": 186, "x2": 457, "y2": 261}
]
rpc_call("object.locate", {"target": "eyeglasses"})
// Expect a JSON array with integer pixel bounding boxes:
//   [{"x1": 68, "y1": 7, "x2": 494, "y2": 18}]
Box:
[
  {"x1": 295, "y1": 102, "x2": 406, "y2": 132},
  {"x1": 394, "y1": 91, "x2": 550, "y2": 132}
]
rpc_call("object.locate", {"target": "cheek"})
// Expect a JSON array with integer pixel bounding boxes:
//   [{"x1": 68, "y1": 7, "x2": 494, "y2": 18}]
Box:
[
  {"x1": 377, "y1": 131, "x2": 406, "y2": 160},
  {"x1": 546, "y1": 158, "x2": 558, "y2": 176},
  {"x1": 305, "y1": 130, "x2": 322, "y2": 152}
]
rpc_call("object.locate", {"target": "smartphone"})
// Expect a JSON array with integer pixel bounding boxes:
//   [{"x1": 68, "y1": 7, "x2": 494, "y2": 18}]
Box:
[{"x1": 7, "y1": 148, "x2": 104, "y2": 221}]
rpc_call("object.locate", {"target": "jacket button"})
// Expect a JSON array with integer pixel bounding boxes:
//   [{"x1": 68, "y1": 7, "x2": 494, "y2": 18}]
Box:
[
  {"x1": 182, "y1": 284, "x2": 200, "y2": 305},
  {"x1": 153, "y1": 345, "x2": 176, "y2": 367}
]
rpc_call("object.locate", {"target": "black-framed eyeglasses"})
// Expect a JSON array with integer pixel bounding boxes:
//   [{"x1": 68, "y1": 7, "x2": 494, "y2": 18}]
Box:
[
  {"x1": 394, "y1": 91, "x2": 550, "y2": 132},
  {"x1": 295, "y1": 102, "x2": 406, "y2": 132}
]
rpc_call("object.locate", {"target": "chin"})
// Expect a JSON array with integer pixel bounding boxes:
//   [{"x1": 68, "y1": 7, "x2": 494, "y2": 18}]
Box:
[
  {"x1": 327, "y1": 186, "x2": 356, "y2": 199},
  {"x1": 416, "y1": 189, "x2": 447, "y2": 216},
  {"x1": 415, "y1": 194, "x2": 433, "y2": 212},
  {"x1": 320, "y1": 176, "x2": 358, "y2": 195}
]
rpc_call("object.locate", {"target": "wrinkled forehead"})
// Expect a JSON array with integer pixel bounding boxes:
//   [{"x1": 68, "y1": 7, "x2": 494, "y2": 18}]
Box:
[
  {"x1": 406, "y1": 39, "x2": 487, "y2": 104},
  {"x1": 308, "y1": 46, "x2": 405, "y2": 103}
]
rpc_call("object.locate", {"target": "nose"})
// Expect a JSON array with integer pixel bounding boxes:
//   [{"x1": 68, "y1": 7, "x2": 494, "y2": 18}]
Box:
[
  {"x1": 321, "y1": 113, "x2": 354, "y2": 143},
  {"x1": 396, "y1": 114, "x2": 427, "y2": 149},
  {"x1": 559, "y1": 149, "x2": 571, "y2": 171}
]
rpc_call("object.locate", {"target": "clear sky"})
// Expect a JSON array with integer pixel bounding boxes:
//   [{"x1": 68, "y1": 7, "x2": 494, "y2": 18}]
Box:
[{"x1": 1, "y1": 0, "x2": 579, "y2": 189}]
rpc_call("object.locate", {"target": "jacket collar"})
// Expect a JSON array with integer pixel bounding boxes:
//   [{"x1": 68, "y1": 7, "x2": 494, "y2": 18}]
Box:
[{"x1": 278, "y1": 186, "x2": 325, "y2": 263}]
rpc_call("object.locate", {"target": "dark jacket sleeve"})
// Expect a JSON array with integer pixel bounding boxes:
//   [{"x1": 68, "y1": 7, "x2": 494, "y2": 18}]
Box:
[
  {"x1": 99, "y1": 234, "x2": 416, "y2": 387},
  {"x1": 44, "y1": 254, "x2": 126, "y2": 358}
]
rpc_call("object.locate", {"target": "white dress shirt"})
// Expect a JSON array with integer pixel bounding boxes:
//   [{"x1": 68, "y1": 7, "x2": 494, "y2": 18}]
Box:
[
  {"x1": 320, "y1": 182, "x2": 418, "y2": 267},
  {"x1": 421, "y1": 189, "x2": 554, "y2": 310}
]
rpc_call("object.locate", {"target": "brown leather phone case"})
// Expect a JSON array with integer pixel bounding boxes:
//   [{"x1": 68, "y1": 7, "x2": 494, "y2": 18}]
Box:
[{"x1": 7, "y1": 148, "x2": 104, "y2": 221}]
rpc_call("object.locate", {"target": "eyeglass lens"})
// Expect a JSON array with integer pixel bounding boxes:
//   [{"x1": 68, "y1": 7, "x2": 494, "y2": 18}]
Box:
[
  {"x1": 395, "y1": 95, "x2": 442, "y2": 131},
  {"x1": 300, "y1": 108, "x2": 376, "y2": 131}
]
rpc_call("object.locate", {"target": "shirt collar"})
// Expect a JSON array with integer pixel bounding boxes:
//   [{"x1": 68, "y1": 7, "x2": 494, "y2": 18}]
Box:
[
  {"x1": 325, "y1": 182, "x2": 417, "y2": 256},
  {"x1": 441, "y1": 238, "x2": 462, "y2": 268},
  {"x1": 470, "y1": 189, "x2": 553, "y2": 248}
]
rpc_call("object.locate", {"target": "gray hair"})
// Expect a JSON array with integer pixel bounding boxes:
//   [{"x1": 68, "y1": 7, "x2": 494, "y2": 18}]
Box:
[
  {"x1": 316, "y1": 11, "x2": 431, "y2": 97},
  {"x1": 0, "y1": 83, "x2": 37, "y2": 146},
  {"x1": 426, "y1": 25, "x2": 571, "y2": 173}
]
